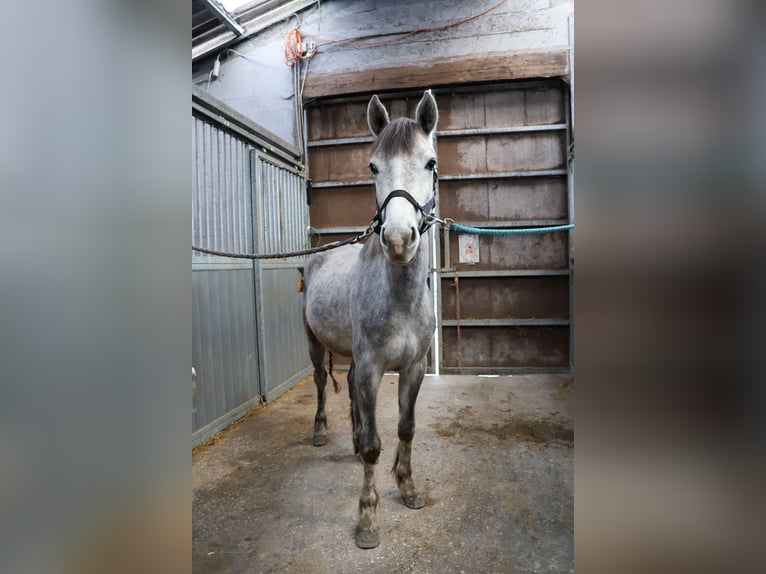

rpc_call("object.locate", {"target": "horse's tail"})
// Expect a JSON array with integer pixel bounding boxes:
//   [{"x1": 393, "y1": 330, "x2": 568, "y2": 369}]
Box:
[{"x1": 328, "y1": 351, "x2": 341, "y2": 394}]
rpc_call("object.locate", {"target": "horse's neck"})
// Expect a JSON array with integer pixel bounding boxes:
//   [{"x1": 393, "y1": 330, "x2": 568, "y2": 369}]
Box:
[{"x1": 365, "y1": 238, "x2": 430, "y2": 306}]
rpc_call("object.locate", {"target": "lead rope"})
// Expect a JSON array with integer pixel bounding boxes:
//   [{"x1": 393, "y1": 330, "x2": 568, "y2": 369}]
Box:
[{"x1": 192, "y1": 225, "x2": 374, "y2": 260}]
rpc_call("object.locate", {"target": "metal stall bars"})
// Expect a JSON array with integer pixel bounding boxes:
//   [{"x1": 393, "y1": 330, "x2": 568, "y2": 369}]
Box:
[{"x1": 192, "y1": 87, "x2": 310, "y2": 446}]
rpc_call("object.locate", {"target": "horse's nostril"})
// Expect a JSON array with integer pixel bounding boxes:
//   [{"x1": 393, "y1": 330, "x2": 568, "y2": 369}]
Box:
[
  {"x1": 380, "y1": 229, "x2": 388, "y2": 247},
  {"x1": 410, "y1": 227, "x2": 417, "y2": 242}
]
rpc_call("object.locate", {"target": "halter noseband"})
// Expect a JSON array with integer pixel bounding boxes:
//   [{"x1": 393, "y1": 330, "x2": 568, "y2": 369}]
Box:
[{"x1": 371, "y1": 169, "x2": 438, "y2": 236}]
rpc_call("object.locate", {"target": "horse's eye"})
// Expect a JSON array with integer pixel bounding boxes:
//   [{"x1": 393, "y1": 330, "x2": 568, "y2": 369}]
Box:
[
  {"x1": 369, "y1": 162, "x2": 378, "y2": 175},
  {"x1": 425, "y1": 158, "x2": 437, "y2": 171}
]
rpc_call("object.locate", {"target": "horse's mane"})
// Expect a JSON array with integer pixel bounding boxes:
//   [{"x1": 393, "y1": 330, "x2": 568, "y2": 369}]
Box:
[{"x1": 370, "y1": 118, "x2": 420, "y2": 157}]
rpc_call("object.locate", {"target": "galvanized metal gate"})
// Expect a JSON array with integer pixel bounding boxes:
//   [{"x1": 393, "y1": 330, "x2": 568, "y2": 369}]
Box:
[
  {"x1": 192, "y1": 88, "x2": 311, "y2": 446},
  {"x1": 250, "y1": 151, "x2": 313, "y2": 401},
  {"x1": 304, "y1": 80, "x2": 573, "y2": 374}
]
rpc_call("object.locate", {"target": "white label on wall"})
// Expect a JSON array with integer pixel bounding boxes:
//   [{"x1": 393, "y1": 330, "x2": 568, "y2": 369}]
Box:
[{"x1": 458, "y1": 233, "x2": 480, "y2": 264}]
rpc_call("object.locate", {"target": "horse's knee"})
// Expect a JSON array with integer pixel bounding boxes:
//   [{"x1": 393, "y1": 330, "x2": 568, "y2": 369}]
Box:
[
  {"x1": 314, "y1": 366, "x2": 327, "y2": 386},
  {"x1": 359, "y1": 431, "x2": 381, "y2": 465},
  {"x1": 397, "y1": 422, "x2": 414, "y2": 444}
]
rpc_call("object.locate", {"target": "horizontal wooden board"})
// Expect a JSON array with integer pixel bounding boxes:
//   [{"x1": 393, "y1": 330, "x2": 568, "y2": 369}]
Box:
[
  {"x1": 309, "y1": 185, "x2": 376, "y2": 229},
  {"x1": 438, "y1": 132, "x2": 566, "y2": 174},
  {"x1": 303, "y1": 50, "x2": 569, "y2": 100},
  {"x1": 309, "y1": 133, "x2": 565, "y2": 181},
  {"x1": 438, "y1": 91, "x2": 500, "y2": 131},
  {"x1": 524, "y1": 85, "x2": 566, "y2": 125},
  {"x1": 307, "y1": 97, "x2": 420, "y2": 141},
  {"x1": 441, "y1": 326, "x2": 569, "y2": 368},
  {"x1": 439, "y1": 177, "x2": 567, "y2": 222},
  {"x1": 441, "y1": 276, "x2": 569, "y2": 321},
  {"x1": 446, "y1": 230, "x2": 569, "y2": 271},
  {"x1": 307, "y1": 85, "x2": 565, "y2": 141},
  {"x1": 308, "y1": 142, "x2": 371, "y2": 182},
  {"x1": 307, "y1": 101, "x2": 370, "y2": 141},
  {"x1": 438, "y1": 87, "x2": 562, "y2": 131}
]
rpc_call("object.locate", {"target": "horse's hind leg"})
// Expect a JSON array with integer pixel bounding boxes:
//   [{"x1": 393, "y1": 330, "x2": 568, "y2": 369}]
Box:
[
  {"x1": 306, "y1": 326, "x2": 329, "y2": 446},
  {"x1": 392, "y1": 357, "x2": 427, "y2": 509}
]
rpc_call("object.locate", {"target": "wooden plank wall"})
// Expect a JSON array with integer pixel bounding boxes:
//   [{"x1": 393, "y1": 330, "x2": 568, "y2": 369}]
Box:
[{"x1": 435, "y1": 83, "x2": 570, "y2": 372}]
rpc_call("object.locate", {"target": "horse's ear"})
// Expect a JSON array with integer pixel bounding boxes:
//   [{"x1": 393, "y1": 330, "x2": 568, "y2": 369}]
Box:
[
  {"x1": 415, "y1": 90, "x2": 438, "y2": 136},
  {"x1": 367, "y1": 95, "x2": 389, "y2": 136}
]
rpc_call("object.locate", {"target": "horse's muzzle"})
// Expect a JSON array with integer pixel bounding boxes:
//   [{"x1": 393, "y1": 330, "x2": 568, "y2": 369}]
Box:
[{"x1": 381, "y1": 225, "x2": 419, "y2": 265}]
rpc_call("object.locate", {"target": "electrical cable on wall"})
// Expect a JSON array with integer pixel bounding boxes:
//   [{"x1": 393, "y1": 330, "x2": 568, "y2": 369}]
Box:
[
  {"x1": 283, "y1": 0, "x2": 507, "y2": 66},
  {"x1": 204, "y1": 48, "x2": 259, "y2": 89},
  {"x1": 300, "y1": 0, "x2": 508, "y2": 48}
]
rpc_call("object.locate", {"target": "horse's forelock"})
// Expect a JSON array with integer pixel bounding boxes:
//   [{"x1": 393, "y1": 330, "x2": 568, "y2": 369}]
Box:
[{"x1": 370, "y1": 118, "x2": 420, "y2": 157}]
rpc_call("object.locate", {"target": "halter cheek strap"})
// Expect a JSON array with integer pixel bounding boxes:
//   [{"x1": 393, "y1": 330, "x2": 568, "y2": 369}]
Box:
[{"x1": 371, "y1": 169, "x2": 438, "y2": 235}]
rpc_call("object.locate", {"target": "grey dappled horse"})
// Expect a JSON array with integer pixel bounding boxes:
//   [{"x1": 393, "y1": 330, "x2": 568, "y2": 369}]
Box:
[{"x1": 302, "y1": 91, "x2": 439, "y2": 549}]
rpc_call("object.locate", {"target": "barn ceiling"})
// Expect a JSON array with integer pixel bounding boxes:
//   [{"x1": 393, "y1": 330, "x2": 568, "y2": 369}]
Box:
[{"x1": 192, "y1": 0, "x2": 318, "y2": 62}]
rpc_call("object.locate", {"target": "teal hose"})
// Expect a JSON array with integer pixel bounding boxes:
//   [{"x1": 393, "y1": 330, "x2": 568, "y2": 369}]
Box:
[{"x1": 447, "y1": 222, "x2": 574, "y2": 235}]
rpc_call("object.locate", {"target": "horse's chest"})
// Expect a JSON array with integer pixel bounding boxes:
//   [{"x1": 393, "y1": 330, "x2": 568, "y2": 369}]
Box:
[{"x1": 356, "y1": 307, "x2": 433, "y2": 369}]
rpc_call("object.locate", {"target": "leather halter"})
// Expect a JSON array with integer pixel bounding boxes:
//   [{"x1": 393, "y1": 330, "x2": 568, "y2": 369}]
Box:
[{"x1": 371, "y1": 169, "x2": 438, "y2": 235}]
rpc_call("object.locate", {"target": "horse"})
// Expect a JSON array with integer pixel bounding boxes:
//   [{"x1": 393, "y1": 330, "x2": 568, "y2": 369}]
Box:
[{"x1": 302, "y1": 90, "x2": 439, "y2": 549}]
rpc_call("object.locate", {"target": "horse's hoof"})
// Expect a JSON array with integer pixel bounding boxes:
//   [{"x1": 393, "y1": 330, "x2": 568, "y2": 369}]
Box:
[
  {"x1": 355, "y1": 529, "x2": 380, "y2": 549},
  {"x1": 403, "y1": 494, "x2": 425, "y2": 509},
  {"x1": 313, "y1": 434, "x2": 327, "y2": 446}
]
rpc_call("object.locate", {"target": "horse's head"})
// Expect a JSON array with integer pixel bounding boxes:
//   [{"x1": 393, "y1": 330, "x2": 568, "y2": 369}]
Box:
[{"x1": 367, "y1": 91, "x2": 438, "y2": 265}]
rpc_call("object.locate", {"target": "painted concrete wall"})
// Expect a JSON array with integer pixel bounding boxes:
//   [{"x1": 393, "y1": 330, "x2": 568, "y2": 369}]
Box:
[{"x1": 192, "y1": 0, "x2": 573, "y2": 148}]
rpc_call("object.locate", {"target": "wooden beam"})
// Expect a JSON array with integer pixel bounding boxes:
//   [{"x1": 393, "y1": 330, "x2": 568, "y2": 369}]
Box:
[{"x1": 302, "y1": 49, "x2": 569, "y2": 100}]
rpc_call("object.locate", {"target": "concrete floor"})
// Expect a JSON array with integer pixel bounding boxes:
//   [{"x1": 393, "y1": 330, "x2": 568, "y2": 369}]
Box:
[{"x1": 192, "y1": 374, "x2": 573, "y2": 574}]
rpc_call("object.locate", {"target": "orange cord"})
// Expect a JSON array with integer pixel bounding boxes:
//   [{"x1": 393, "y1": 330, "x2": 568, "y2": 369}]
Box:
[
  {"x1": 284, "y1": 27, "x2": 316, "y2": 66},
  {"x1": 303, "y1": 0, "x2": 508, "y2": 47},
  {"x1": 284, "y1": 27, "x2": 302, "y2": 66}
]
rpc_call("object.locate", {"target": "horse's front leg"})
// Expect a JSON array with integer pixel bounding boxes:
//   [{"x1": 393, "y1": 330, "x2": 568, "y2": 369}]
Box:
[
  {"x1": 352, "y1": 360, "x2": 383, "y2": 548},
  {"x1": 392, "y1": 356, "x2": 427, "y2": 509},
  {"x1": 347, "y1": 359, "x2": 360, "y2": 454}
]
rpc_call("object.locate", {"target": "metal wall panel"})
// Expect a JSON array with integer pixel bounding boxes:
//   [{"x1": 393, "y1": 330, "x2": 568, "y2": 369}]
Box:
[
  {"x1": 192, "y1": 111, "x2": 262, "y2": 446},
  {"x1": 192, "y1": 104, "x2": 311, "y2": 447},
  {"x1": 253, "y1": 152, "x2": 310, "y2": 256},
  {"x1": 257, "y1": 265, "x2": 312, "y2": 401},
  {"x1": 192, "y1": 115, "x2": 253, "y2": 258},
  {"x1": 251, "y1": 151, "x2": 311, "y2": 399},
  {"x1": 192, "y1": 266, "x2": 260, "y2": 444}
]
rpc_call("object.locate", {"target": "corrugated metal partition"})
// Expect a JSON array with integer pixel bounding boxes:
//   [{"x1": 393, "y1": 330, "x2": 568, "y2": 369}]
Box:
[
  {"x1": 192, "y1": 114, "x2": 262, "y2": 445},
  {"x1": 251, "y1": 151, "x2": 312, "y2": 401},
  {"x1": 305, "y1": 81, "x2": 573, "y2": 374},
  {"x1": 192, "y1": 88, "x2": 310, "y2": 446}
]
